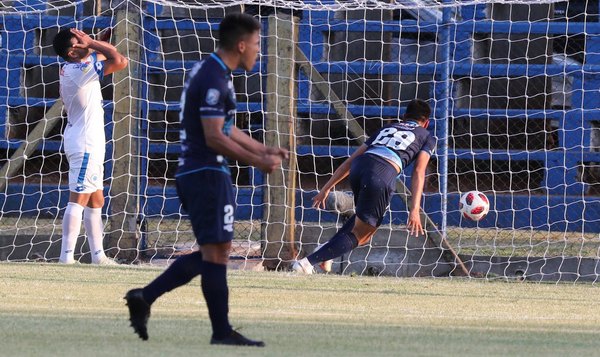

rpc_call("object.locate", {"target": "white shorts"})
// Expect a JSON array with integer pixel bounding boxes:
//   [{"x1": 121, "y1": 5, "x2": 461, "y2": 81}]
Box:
[{"x1": 67, "y1": 152, "x2": 104, "y2": 193}]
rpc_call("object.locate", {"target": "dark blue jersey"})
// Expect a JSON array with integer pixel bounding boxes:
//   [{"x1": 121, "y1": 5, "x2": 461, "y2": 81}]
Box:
[
  {"x1": 364, "y1": 120, "x2": 436, "y2": 171},
  {"x1": 176, "y1": 53, "x2": 236, "y2": 177}
]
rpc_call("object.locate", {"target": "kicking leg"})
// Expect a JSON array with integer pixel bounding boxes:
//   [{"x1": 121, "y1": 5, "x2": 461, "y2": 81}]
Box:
[
  {"x1": 294, "y1": 215, "x2": 377, "y2": 274},
  {"x1": 313, "y1": 215, "x2": 356, "y2": 273}
]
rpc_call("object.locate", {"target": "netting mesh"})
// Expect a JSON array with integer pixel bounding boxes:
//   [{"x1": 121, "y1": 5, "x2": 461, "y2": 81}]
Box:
[{"x1": 0, "y1": 0, "x2": 598, "y2": 282}]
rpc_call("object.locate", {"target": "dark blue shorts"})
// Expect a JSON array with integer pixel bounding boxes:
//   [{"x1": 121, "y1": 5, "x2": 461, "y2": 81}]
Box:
[
  {"x1": 176, "y1": 169, "x2": 235, "y2": 245},
  {"x1": 349, "y1": 154, "x2": 398, "y2": 227}
]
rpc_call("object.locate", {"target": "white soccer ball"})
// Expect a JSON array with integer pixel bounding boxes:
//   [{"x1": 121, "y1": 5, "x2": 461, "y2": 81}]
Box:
[{"x1": 459, "y1": 190, "x2": 490, "y2": 221}]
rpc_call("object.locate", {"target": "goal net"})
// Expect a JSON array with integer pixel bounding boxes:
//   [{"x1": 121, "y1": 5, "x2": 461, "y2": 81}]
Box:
[{"x1": 0, "y1": 0, "x2": 598, "y2": 282}]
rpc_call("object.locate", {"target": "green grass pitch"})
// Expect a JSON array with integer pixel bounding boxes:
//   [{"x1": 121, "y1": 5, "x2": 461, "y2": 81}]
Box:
[{"x1": 1, "y1": 263, "x2": 599, "y2": 356}]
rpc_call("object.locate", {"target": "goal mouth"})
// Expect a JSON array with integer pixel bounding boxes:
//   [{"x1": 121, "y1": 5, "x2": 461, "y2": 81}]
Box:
[{"x1": 0, "y1": 0, "x2": 598, "y2": 282}]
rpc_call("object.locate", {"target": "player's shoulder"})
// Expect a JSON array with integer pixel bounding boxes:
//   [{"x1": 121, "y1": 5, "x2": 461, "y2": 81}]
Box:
[
  {"x1": 191, "y1": 57, "x2": 229, "y2": 90},
  {"x1": 201, "y1": 55, "x2": 229, "y2": 78}
]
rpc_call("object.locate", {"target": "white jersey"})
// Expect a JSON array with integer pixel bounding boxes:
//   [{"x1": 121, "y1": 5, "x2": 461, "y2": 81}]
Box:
[{"x1": 59, "y1": 52, "x2": 106, "y2": 158}]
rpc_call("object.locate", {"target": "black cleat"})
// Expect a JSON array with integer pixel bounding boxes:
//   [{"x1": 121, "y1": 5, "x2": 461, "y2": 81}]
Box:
[
  {"x1": 210, "y1": 330, "x2": 265, "y2": 347},
  {"x1": 124, "y1": 288, "x2": 151, "y2": 341}
]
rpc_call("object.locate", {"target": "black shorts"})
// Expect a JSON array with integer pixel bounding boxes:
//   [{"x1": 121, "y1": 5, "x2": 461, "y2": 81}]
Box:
[
  {"x1": 349, "y1": 154, "x2": 398, "y2": 227},
  {"x1": 176, "y1": 169, "x2": 236, "y2": 245}
]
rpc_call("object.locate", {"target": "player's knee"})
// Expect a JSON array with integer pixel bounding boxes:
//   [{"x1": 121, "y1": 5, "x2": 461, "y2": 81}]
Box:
[
  {"x1": 352, "y1": 217, "x2": 377, "y2": 239},
  {"x1": 356, "y1": 233, "x2": 374, "y2": 246},
  {"x1": 199, "y1": 243, "x2": 231, "y2": 265}
]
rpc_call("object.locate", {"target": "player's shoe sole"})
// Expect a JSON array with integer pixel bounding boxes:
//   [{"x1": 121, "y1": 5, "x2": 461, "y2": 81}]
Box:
[
  {"x1": 210, "y1": 330, "x2": 265, "y2": 347},
  {"x1": 124, "y1": 288, "x2": 151, "y2": 341},
  {"x1": 292, "y1": 258, "x2": 314, "y2": 275}
]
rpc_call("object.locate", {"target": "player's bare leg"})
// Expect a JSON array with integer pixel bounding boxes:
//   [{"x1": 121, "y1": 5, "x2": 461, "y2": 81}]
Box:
[{"x1": 352, "y1": 218, "x2": 377, "y2": 246}]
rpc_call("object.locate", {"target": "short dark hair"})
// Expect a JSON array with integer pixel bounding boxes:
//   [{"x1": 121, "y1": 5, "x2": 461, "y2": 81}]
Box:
[
  {"x1": 218, "y1": 13, "x2": 261, "y2": 51},
  {"x1": 53, "y1": 28, "x2": 75, "y2": 61},
  {"x1": 404, "y1": 99, "x2": 431, "y2": 122}
]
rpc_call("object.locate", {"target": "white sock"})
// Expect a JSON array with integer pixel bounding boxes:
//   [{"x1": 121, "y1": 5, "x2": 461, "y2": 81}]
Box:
[
  {"x1": 83, "y1": 206, "x2": 107, "y2": 263},
  {"x1": 60, "y1": 202, "x2": 84, "y2": 263}
]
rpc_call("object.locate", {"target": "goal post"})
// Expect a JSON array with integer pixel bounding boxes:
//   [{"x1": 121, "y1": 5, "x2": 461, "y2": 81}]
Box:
[
  {"x1": 262, "y1": 11, "x2": 300, "y2": 269},
  {"x1": 0, "y1": 0, "x2": 598, "y2": 282},
  {"x1": 107, "y1": 4, "x2": 142, "y2": 262}
]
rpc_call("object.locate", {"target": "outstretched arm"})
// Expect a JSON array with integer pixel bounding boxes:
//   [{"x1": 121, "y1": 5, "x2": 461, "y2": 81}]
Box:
[
  {"x1": 312, "y1": 144, "x2": 368, "y2": 209},
  {"x1": 70, "y1": 28, "x2": 128, "y2": 75},
  {"x1": 406, "y1": 151, "x2": 431, "y2": 236}
]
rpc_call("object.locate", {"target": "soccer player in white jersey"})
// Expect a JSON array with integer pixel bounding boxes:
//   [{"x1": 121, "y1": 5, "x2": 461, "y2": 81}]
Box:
[{"x1": 52, "y1": 28, "x2": 128, "y2": 264}]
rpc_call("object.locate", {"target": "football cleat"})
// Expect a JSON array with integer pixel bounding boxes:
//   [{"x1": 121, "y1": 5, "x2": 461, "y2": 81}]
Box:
[
  {"x1": 292, "y1": 258, "x2": 314, "y2": 275},
  {"x1": 210, "y1": 330, "x2": 265, "y2": 347},
  {"x1": 124, "y1": 288, "x2": 151, "y2": 341}
]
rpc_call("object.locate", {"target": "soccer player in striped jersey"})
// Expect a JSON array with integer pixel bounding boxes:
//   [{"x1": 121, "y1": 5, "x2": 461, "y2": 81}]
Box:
[
  {"x1": 125, "y1": 13, "x2": 286, "y2": 346},
  {"x1": 293, "y1": 99, "x2": 436, "y2": 274},
  {"x1": 52, "y1": 28, "x2": 128, "y2": 265}
]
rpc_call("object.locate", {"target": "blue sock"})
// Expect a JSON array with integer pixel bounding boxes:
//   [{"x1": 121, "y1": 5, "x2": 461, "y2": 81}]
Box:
[
  {"x1": 142, "y1": 251, "x2": 203, "y2": 305},
  {"x1": 339, "y1": 215, "x2": 356, "y2": 235},
  {"x1": 201, "y1": 262, "x2": 233, "y2": 340},
  {"x1": 307, "y1": 230, "x2": 359, "y2": 265}
]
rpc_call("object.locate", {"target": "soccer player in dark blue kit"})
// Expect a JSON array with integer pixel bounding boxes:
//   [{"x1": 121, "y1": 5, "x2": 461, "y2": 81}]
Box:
[
  {"x1": 293, "y1": 99, "x2": 435, "y2": 274},
  {"x1": 125, "y1": 13, "x2": 286, "y2": 346}
]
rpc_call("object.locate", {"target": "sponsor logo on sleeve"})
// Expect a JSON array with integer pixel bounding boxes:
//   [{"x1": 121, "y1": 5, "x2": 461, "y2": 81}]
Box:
[{"x1": 206, "y1": 88, "x2": 220, "y2": 105}]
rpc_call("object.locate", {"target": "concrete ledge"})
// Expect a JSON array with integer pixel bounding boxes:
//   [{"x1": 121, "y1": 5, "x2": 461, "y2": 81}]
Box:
[
  {"x1": 465, "y1": 255, "x2": 600, "y2": 282},
  {"x1": 296, "y1": 222, "x2": 454, "y2": 277}
]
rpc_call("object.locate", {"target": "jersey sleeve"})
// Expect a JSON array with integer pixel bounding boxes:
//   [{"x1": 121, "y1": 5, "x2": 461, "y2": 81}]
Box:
[
  {"x1": 198, "y1": 75, "x2": 227, "y2": 119},
  {"x1": 420, "y1": 135, "x2": 437, "y2": 156},
  {"x1": 90, "y1": 53, "x2": 105, "y2": 80}
]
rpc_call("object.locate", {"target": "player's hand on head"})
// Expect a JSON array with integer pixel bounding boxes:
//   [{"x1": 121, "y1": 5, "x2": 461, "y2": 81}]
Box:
[
  {"x1": 406, "y1": 210, "x2": 424, "y2": 237},
  {"x1": 70, "y1": 28, "x2": 94, "y2": 49}
]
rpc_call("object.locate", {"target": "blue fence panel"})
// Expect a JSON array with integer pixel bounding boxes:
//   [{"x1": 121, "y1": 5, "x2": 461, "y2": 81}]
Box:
[{"x1": 0, "y1": 8, "x2": 598, "y2": 234}]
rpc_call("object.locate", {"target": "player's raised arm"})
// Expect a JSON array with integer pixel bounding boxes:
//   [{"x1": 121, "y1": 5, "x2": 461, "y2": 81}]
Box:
[
  {"x1": 312, "y1": 143, "x2": 368, "y2": 209},
  {"x1": 70, "y1": 28, "x2": 128, "y2": 75}
]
